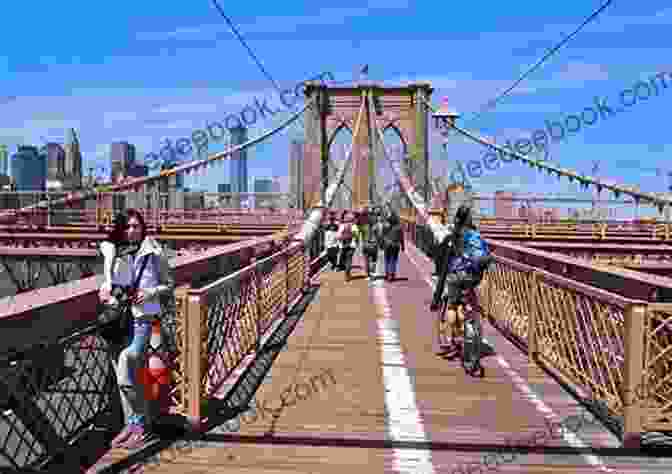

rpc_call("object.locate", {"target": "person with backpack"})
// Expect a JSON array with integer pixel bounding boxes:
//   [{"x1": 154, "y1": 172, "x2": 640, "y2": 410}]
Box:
[
  {"x1": 429, "y1": 204, "x2": 492, "y2": 356},
  {"x1": 98, "y1": 209, "x2": 174, "y2": 450},
  {"x1": 381, "y1": 211, "x2": 405, "y2": 282}
]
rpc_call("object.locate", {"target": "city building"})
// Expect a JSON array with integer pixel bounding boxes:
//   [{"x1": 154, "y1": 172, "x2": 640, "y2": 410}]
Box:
[
  {"x1": 289, "y1": 139, "x2": 304, "y2": 209},
  {"x1": 494, "y1": 191, "x2": 516, "y2": 219},
  {"x1": 110, "y1": 142, "x2": 136, "y2": 182},
  {"x1": 127, "y1": 163, "x2": 148, "y2": 178},
  {"x1": 45, "y1": 143, "x2": 66, "y2": 191},
  {"x1": 11, "y1": 145, "x2": 47, "y2": 192},
  {"x1": 0, "y1": 144, "x2": 8, "y2": 176},
  {"x1": 63, "y1": 129, "x2": 82, "y2": 189},
  {"x1": 518, "y1": 204, "x2": 560, "y2": 222},
  {"x1": 230, "y1": 126, "x2": 248, "y2": 207},
  {"x1": 254, "y1": 177, "x2": 274, "y2": 208},
  {"x1": 217, "y1": 183, "x2": 231, "y2": 193}
]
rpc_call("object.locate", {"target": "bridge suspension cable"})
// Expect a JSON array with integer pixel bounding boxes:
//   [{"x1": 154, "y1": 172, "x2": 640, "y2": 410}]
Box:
[{"x1": 420, "y1": 96, "x2": 672, "y2": 213}]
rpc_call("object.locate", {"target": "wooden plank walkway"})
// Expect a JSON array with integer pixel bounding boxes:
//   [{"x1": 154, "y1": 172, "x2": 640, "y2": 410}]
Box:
[{"x1": 86, "y1": 243, "x2": 670, "y2": 474}]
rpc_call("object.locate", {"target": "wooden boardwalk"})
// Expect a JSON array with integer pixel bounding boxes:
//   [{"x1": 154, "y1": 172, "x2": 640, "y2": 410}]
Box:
[{"x1": 86, "y1": 243, "x2": 670, "y2": 474}]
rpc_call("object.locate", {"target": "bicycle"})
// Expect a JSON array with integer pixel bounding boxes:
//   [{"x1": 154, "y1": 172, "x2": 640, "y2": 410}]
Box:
[{"x1": 436, "y1": 283, "x2": 485, "y2": 378}]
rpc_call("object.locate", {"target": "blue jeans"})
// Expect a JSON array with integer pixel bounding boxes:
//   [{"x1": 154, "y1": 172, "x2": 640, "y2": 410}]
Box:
[
  {"x1": 117, "y1": 319, "x2": 153, "y2": 425},
  {"x1": 384, "y1": 247, "x2": 400, "y2": 275}
]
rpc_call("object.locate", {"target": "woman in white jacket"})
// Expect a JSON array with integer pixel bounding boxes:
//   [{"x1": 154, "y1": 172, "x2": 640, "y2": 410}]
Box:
[{"x1": 98, "y1": 209, "x2": 174, "y2": 450}]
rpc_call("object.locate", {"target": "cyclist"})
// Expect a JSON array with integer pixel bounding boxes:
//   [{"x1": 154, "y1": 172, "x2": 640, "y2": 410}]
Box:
[{"x1": 429, "y1": 204, "x2": 491, "y2": 357}]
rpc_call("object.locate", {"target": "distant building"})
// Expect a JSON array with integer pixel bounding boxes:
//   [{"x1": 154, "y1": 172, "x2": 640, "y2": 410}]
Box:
[
  {"x1": 45, "y1": 143, "x2": 66, "y2": 191},
  {"x1": 289, "y1": 139, "x2": 304, "y2": 209},
  {"x1": 111, "y1": 142, "x2": 136, "y2": 182},
  {"x1": 0, "y1": 144, "x2": 8, "y2": 176},
  {"x1": 63, "y1": 129, "x2": 82, "y2": 189},
  {"x1": 254, "y1": 178, "x2": 273, "y2": 193},
  {"x1": 12, "y1": 145, "x2": 46, "y2": 191},
  {"x1": 127, "y1": 163, "x2": 148, "y2": 178},
  {"x1": 230, "y1": 127, "x2": 248, "y2": 207},
  {"x1": 494, "y1": 191, "x2": 515, "y2": 219},
  {"x1": 218, "y1": 183, "x2": 231, "y2": 193}
]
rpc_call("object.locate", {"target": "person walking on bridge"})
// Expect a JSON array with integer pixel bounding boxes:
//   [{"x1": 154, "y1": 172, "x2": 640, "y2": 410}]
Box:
[
  {"x1": 98, "y1": 209, "x2": 175, "y2": 450},
  {"x1": 382, "y1": 211, "x2": 405, "y2": 281},
  {"x1": 323, "y1": 213, "x2": 340, "y2": 270}
]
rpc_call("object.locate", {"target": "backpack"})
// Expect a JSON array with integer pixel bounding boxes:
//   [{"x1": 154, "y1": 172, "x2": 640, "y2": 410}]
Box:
[{"x1": 462, "y1": 229, "x2": 492, "y2": 273}]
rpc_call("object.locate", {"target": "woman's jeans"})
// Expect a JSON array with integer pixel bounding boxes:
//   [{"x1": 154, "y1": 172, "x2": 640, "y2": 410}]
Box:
[
  {"x1": 116, "y1": 318, "x2": 153, "y2": 426},
  {"x1": 384, "y1": 246, "x2": 400, "y2": 275}
]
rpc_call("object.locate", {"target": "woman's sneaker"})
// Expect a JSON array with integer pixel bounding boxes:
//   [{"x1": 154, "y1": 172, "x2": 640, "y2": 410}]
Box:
[
  {"x1": 120, "y1": 424, "x2": 151, "y2": 450},
  {"x1": 110, "y1": 425, "x2": 134, "y2": 448}
]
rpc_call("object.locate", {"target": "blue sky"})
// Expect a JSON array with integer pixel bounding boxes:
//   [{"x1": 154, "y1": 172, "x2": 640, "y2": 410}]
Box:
[{"x1": 1, "y1": 0, "x2": 670, "y2": 215}]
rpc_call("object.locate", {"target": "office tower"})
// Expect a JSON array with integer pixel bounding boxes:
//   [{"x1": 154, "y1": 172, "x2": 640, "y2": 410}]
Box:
[
  {"x1": 494, "y1": 191, "x2": 515, "y2": 219},
  {"x1": 229, "y1": 126, "x2": 248, "y2": 208},
  {"x1": 11, "y1": 146, "x2": 46, "y2": 191},
  {"x1": 218, "y1": 183, "x2": 231, "y2": 193},
  {"x1": 45, "y1": 143, "x2": 66, "y2": 190},
  {"x1": 289, "y1": 139, "x2": 304, "y2": 209},
  {"x1": 0, "y1": 144, "x2": 8, "y2": 176},
  {"x1": 127, "y1": 164, "x2": 148, "y2": 178},
  {"x1": 63, "y1": 128, "x2": 82, "y2": 189},
  {"x1": 110, "y1": 141, "x2": 136, "y2": 182},
  {"x1": 254, "y1": 178, "x2": 273, "y2": 208}
]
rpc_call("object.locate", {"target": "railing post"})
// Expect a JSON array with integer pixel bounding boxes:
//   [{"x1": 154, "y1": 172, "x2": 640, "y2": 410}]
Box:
[
  {"x1": 285, "y1": 251, "x2": 290, "y2": 312},
  {"x1": 252, "y1": 260, "x2": 263, "y2": 352},
  {"x1": 527, "y1": 271, "x2": 541, "y2": 360},
  {"x1": 185, "y1": 293, "x2": 204, "y2": 432},
  {"x1": 622, "y1": 303, "x2": 647, "y2": 448}
]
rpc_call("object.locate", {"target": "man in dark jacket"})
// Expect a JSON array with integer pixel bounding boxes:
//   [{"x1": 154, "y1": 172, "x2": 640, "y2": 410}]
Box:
[{"x1": 382, "y1": 212, "x2": 405, "y2": 281}]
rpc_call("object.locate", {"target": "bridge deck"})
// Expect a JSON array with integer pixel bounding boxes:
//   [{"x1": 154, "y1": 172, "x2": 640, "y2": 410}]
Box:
[{"x1": 87, "y1": 245, "x2": 664, "y2": 474}]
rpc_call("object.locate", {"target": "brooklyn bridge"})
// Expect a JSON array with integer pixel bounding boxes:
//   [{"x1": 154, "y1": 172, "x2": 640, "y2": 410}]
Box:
[{"x1": 1, "y1": 75, "x2": 672, "y2": 474}]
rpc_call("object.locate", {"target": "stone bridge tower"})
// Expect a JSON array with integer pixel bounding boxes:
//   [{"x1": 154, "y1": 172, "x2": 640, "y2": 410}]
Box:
[{"x1": 303, "y1": 81, "x2": 433, "y2": 210}]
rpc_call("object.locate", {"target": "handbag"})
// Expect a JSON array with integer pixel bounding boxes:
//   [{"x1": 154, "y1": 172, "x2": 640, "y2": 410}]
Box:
[{"x1": 99, "y1": 253, "x2": 151, "y2": 345}]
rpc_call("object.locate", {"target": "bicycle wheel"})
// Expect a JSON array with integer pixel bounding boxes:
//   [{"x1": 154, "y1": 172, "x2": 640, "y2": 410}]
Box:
[{"x1": 462, "y1": 294, "x2": 484, "y2": 377}]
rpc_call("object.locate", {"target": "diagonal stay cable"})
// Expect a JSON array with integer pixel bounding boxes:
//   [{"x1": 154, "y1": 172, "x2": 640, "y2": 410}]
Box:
[{"x1": 263, "y1": 92, "x2": 369, "y2": 436}]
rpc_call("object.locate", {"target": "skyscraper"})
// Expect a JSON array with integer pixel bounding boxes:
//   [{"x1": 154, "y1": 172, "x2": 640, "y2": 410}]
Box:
[
  {"x1": 63, "y1": 129, "x2": 82, "y2": 189},
  {"x1": 45, "y1": 143, "x2": 66, "y2": 190},
  {"x1": 110, "y1": 142, "x2": 136, "y2": 182},
  {"x1": 289, "y1": 139, "x2": 304, "y2": 209},
  {"x1": 230, "y1": 126, "x2": 248, "y2": 206},
  {"x1": 494, "y1": 191, "x2": 515, "y2": 219},
  {"x1": 12, "y1": 146, "x2": 46, "y2": 191},
  {"x1": 0, "y1": 144, "x2": 8, "y2": 176}
]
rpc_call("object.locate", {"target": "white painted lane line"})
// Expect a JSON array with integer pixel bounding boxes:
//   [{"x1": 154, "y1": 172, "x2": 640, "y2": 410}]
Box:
[
  {"x1": 404, "y1": 245, "x2": 616, "y2": 473},
  {"x1": 370, "y1": 277, "x2": 436, "y2": 474}
]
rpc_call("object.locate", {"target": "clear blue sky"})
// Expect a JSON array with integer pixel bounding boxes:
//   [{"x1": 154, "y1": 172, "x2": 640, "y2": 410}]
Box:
[{"x1": 0, "y1": 0, "x2": 670, "y2": 214}]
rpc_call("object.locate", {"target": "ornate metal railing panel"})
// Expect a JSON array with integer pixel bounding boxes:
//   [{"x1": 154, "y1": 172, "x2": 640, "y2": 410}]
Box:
[{"x1": 0, "y1": 324, "x2": 118, "y2": 470}]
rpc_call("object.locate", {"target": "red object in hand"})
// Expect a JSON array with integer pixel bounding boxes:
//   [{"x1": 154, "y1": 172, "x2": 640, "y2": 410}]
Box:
[{"x1": 137, "y1": 367, "x2": 171, "y2": 400}]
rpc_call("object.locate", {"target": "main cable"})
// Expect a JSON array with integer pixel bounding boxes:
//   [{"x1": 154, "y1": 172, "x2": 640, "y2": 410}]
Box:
[{"x1": 463, "y1": 0, "x2": 614, "y2": 128}]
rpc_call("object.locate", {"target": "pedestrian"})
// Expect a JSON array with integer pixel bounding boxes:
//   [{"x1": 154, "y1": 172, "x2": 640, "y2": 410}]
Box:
[
  {"x1": 381, "y1": 211, "x2": 405, "y2": 281},
  {"x1": 323, "y1": 213, "x2": 340, "y2": 270},
  {"x1": 337, "y1": 211, "x2": 359, "y2": 281},
  {"x1": 98, "y1": 209, "x2": 175, "y2": 450},
  {"x1": 364, "y1": 209, "x2": 384, "y2": 278}
]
